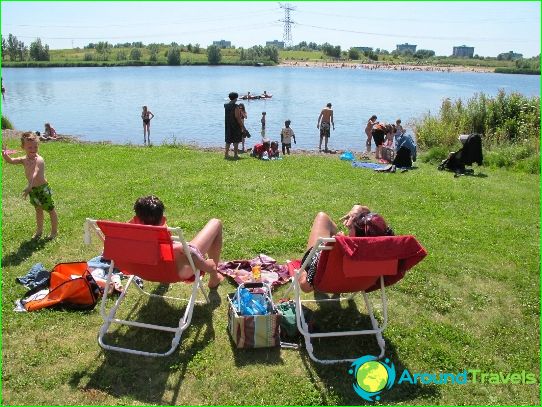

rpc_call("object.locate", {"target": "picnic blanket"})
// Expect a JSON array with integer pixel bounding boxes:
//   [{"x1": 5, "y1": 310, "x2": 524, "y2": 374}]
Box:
[
  {"x1": 218, "y1": 254, "x2": 293, "y2": 288},
  {"x1": 351, "y1": 161, "x2": 387, "y2": 170}
]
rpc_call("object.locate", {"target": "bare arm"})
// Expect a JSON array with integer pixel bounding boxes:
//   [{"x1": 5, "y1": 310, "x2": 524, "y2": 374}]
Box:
[
  {"x1": 2, "y1": 150, "x2": 24, "y2": 165},
  {"x1": 149, "y1": 111, "x2": 155, "y2": 120},
  {"x1": 330, "y1": 110, "x2": 335, "y2": 129},
  {"x1": 339, "y1": 204, "x2": 371, "y2": 229},
  {"x1": 234, "y1": 106, "x2": 245, "y2": 131},
  {"x1": 317, "y1": 110, "x2": 323, "y2": 128},
  {"x1": 23, "y1": 159, "x2": 41, "y2": 198}
]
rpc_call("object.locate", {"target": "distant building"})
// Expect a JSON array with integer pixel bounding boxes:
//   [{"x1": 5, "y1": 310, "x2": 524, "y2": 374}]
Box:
[
  {"x1": 266, "y1": 40, "x2": 285, "y2": 49},
  {"x1": 396, "y1": 43, "x2": 417, "y2": 53},
  {"x1": 353, "y1": 47, "x2": 373, "y2": 53},
  {"x1": 453, "y1": 45, "x2": 475, "y2": 58},
  {"x1": 498, "y1": 50, "x2": 523, "y2": 60},
  {"x1": 212, "y1": 40, "x2": 231, "y2": 48}
]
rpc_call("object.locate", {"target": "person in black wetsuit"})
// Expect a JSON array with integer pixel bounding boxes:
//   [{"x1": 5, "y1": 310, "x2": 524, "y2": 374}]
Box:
[{"x1": 224, "y1": 92, "x2": 245, "y2": 160}]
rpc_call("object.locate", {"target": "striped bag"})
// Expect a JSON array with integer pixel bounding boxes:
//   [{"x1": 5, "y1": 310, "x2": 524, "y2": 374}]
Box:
[{"x1": 227, "y1": 286, "x2": 281, "y2": 348}]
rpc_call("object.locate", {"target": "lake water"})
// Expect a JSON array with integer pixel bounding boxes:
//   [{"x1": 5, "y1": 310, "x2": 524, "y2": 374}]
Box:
[{"x1": 1, "y1": 66, "x2": 539, "y2": 150}]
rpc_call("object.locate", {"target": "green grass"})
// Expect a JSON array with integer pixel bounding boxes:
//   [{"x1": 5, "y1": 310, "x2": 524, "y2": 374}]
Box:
[{"x1": 1, "y1": 140, "x2": 540, "y2": 405}]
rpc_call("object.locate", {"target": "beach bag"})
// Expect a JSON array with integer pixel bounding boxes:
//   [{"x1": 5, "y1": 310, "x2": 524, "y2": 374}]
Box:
[
  {"x1": 19, "y1": 262, "x2": 101, "y2": 312},
  {"x1": 277, "y1": 300, "x2": 298, "y2": 339},
  {"x1": 227, "y1": 282, "x2": 281, "y2": 348}
]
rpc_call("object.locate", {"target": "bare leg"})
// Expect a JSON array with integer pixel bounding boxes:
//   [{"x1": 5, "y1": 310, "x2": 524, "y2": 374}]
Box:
[
  {"x1": 241, "y1": 137, "x2": 245, "y2": 152},
  {"x1": 189, "y1": 218, "x2": 224, "y2": 288},
  {"x1": 147, "y1": 124, "x2": 151, "y2": 145},
  {"x1": 282, "y1": 144, "x2": 286, "y2": 155},
  {"x1": 324, "y1": 136, "x2": 329, "y2": 152},
  {"x1": 299, "y1": 212, "x2": 338, "y2": 292},
  {"x1": 34, "y1": 207, "x2": 44, "y2": 239},
  {"x1": 366, "y1": 131, "x2": 372, "y2": 153},
  {"x1": 319, "y1": 135, "x2": 323, "y2": 152},
  {"x1": 233, "y1": 143, "x2": 239, "y2": 159},
  {"x1": 48, "y1": 209, "x2": 58, "y2": 238},
  {"x1": 224, "y1": 142, "x2": 231, "y2": 158},
  {"x1": 143, "y1": 123, "x2": 147, "y2": 144}
]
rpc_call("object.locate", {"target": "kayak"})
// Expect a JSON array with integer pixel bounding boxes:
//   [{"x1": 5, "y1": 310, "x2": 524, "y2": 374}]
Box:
[{"x1": 239, "y1": 94, "x2": 272, "y2": 100}]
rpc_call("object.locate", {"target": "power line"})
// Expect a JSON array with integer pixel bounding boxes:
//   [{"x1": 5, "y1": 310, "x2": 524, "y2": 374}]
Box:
[{"x1": 294, "y1": 21, "x2": 529, "y2": 43}]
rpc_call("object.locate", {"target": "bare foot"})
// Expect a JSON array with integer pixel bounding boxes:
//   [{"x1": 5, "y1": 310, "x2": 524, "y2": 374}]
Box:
[
  {"x1": 207, "y1": 273, "x2": 225, "y2": 289},
  {"x1": 31, "y1": 233, "x2": 42, "y2": 240}
]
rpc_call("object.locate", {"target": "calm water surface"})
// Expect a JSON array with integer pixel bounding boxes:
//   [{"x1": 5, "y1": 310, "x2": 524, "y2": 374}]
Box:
[{"x1": 2, "y1": 66, "x2": 539, "y2": 150}]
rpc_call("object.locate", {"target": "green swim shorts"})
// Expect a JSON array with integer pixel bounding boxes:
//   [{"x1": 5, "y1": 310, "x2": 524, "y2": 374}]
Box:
[{"x1": 29, "y1": 183, "x2": 55, "y2": 211}]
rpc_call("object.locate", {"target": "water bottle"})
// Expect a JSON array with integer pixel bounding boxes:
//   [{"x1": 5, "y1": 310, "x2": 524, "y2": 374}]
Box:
[{"x1": 237, "y1": 288, "x2": 253, "y2": 315}]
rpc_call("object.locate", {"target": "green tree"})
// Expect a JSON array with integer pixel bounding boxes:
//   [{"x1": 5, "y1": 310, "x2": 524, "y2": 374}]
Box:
[
  {"x1": 263, "y1": 45, "x2": 279, "y2": 63},
  {"x1": 167, "y1": 46, "x2": 181, "y2": 65},
  {"x1": 207, "y1": 44, "x2": 222, "y2": 65},
  {"x1": 129, "y1": 48, "x2": 142, "y2": 61},
  {"x1": 348, "y1": 48, "x2": 360, "y2": 60},
  {"x1": 29, "y1": 38, "x2": 50, "y2": 61},
  {"x1": 116, "y1": 50, "x2": 127, "y2": 61},
  {"x1": 147, "y1": 43, "x2": 160, "y2": 62},
  {"x1": 193, "y1": 43, "x2": 200, "y2": 54},
  {"x1": 1, "y1": 36, "x2": 6, "y2": 60},
  {"x1": 95, "y1": 41, "x2": 112, "y2": 60},
  {"x1": 414, "y1": 49, "x2": 435, "y2": 59},
  {"x1": 7, "y1": 34, "x2": 19, "y2": 61}
]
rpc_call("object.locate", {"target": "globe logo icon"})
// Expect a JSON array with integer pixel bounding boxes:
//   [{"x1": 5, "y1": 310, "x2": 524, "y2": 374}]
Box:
[{"x1": 349, "y1": 355, "x2": 396, "y2": 401}]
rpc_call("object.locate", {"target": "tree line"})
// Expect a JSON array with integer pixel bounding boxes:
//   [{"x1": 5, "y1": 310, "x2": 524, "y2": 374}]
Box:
[{"x1": 2, "y1": 34, "x2": 50, "y2": 61}]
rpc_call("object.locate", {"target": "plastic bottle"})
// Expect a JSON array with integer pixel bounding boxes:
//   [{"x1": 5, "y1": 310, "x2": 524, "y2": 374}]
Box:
[{"x1": 252, "y1": 264, "x2": 261, "y2": 282}]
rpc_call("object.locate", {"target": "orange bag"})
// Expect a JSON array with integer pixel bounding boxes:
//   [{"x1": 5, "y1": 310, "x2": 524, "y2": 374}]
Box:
[{"x1": 22, "y1": 262, "x2": 101, "y2": 312}]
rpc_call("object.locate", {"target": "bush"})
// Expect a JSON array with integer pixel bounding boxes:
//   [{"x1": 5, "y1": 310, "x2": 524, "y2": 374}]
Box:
[
  {"x1": 116, "y1": 50, "x2": 127, "y2": 61},
  {"x1": 413, "y1": 91, "x2": 540, "y2": 149},
  {"x1": 129, "y1": 48, "x2": 141, "y2": 61},
  {"x1": 83, "y1": 53, "x2": 94, "y2": 61},
  {"x1": 1, "y1": 115, "x2": 13, "y2": 129},
  {"x1": 167, "y1": 46, "x2": 181, "y2": 65},
  {"x1": 207, "y1": 45, "x2": 222, "y2": 65}
]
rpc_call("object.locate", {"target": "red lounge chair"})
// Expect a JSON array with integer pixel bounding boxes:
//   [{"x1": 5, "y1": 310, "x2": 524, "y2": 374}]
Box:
[
  {"x1": 84, "y1": 219, "x2": 209, "y2": 357},
  {"x1": 291, "y1": 235, "x2": 427, "y2": 364}
]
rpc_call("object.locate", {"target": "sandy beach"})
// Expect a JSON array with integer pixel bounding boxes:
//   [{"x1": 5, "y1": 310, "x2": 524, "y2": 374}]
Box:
[{"x1": 278, "y1": 60, "x2": 495, "y2": 73}]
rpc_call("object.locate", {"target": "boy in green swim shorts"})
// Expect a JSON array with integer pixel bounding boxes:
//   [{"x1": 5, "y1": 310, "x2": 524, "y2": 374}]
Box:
[{"x1": 2, "y1": 132, "x2": 58, "y2": 239}]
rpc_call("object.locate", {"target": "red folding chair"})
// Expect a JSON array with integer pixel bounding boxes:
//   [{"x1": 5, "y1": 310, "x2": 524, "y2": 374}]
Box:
[
  {"x1": 84, "y1": 219, "x2": 209, "y2": 357},
  {"x1": 292, "y1": 234, "x2": 427, "y2": 364}
]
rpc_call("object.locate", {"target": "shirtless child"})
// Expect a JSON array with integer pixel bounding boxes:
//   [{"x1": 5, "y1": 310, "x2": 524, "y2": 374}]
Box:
[
  {"x1": 317, "y1": 102, "x2": 334, "y2": 152},
  {"x1": 2, "y1": 132, "x2": 58, "y2": 239}
]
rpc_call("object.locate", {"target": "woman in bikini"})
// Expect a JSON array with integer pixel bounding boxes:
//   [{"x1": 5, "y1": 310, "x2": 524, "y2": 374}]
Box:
[
  {"x1": 131, "y1": 195, "x2": 224, "y2": 288},
  {"x1": 365, "y1": 115, "x2": 378, "y2": 153},
  {"x1": 298, "y1": 204, "x2": 394, "y2": 293},
  {"x1": 141, "y1": 106, "x2": 155, "y2": 145}
]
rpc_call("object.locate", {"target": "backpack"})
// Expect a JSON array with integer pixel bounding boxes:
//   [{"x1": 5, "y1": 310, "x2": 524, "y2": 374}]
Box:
[{"x1": 19, "y1": 262, "x2": 101, "y2": 312}]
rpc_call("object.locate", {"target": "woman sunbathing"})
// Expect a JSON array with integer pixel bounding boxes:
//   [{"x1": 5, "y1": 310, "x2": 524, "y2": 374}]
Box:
[
  {"x1": 298, "y1": 204, "x2": 394, "y2": 292},
  {"x1": 131, "y1": 195, "x2": 224, "y2": 288}
]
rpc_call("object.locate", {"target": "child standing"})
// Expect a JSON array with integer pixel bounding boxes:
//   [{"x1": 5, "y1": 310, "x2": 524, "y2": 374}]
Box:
[
  {"x1": 260, "y1": 112, "x2": 266, "y2": 137},
  {"x1": 2, "y1": 132, "x2": 58, "y2": 239},
  {"x1": 280, "y1": 119, "x2": 296, "y2": 155},
  {"x1": 396, "y1": 119, "x2": 404, "y2": 135}
]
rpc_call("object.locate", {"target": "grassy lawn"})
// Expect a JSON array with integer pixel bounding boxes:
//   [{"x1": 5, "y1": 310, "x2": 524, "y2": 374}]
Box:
[{"x1": 1, "y1": 140, "x2": 540, "y2": 405}]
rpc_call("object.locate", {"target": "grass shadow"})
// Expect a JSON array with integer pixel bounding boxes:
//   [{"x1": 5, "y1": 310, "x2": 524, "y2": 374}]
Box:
[
  {"x1": 2, "y1": 237, "x2": 48, "y2": 267},
  {"x1": 68, "y1": 283, "x2": 218, "y2": 405},
  {"x1": 298, "y1": 297, "x2": 440, "y2": 404}
]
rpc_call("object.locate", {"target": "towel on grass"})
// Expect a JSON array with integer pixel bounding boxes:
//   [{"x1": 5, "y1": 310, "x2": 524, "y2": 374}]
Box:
[{"x1": 218, "y1": 254, "x2": 293, "y2": 288}]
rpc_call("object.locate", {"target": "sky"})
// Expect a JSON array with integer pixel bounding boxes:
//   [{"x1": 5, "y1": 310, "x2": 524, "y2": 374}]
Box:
[{"x1": 1, "y1": 1, "x2": 540, "y2": 57}]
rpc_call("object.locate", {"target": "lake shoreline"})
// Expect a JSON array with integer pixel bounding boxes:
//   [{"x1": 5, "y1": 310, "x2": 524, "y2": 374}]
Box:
[
  {"x1": 278, "y1": 60, "x2": 496, "y2": 73},
  {"x1": 0, "y1": 128, "x2": 354, "y2": 156}
]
